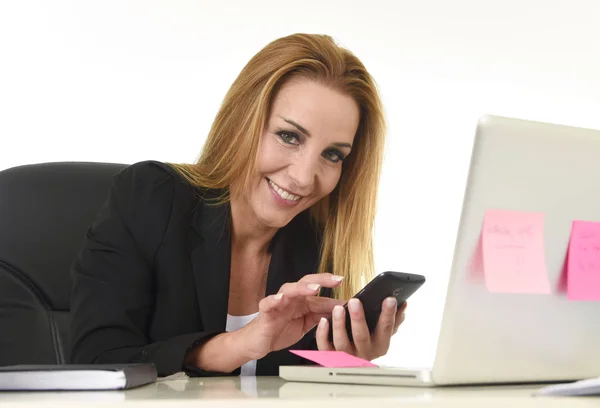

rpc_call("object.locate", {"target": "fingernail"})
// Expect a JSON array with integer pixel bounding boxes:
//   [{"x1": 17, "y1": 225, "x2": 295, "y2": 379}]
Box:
[
  {"x1": 331, "y1": 275, "x2": 344, "y2": 281},
  {"x1": 319, "y1": 317, "x2": 327, "y2": 329},
  {"x1": 333, "y1": 305, "x2": 344, "y2": 319},
  {"x1": 274, "y1": 293, "x2": 283, "y2": 300},
  {"x1": 386, "y1": 297, "x2": 397, "y2": 308},
  {"x1": 308, "y1": 283, "x2": 321, "y2": 291},
  {"x1": 348, "y1": 298, "x2": 360, "y2": 312}
]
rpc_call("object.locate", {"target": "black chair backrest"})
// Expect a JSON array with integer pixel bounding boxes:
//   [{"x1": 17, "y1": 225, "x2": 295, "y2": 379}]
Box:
[{"x1": 0, "y1": 162, "x2": 127, "y2": 366}]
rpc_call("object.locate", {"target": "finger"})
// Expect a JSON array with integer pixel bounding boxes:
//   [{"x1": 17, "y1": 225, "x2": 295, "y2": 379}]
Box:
[
  {"x1": 278, "y1": 281, "x2": 323, "y2": 298},
  {"x1": 298, "y1": 273, "x2": 345, "y2": 289},
  {"x1": 393, "y1": 302, "x2": 408, "y2": 334},
  {"x1": 331, "y1": 305, "x2": 353, "y2": 353},
  {"x1": 306, "y1": 297, "x2": 346, "y2": 314},
  {"x1": 278, "y1": 272, "x2": 346, "y2": 297},
  {"x1": 373, "y1": 297, "x2": 397, "y2": 350},
  {"x1": 304, "y1": 312, "x2": 335, "y2": 330},
  {"x1": 347, "y1": 299, "x2": 371, "y2": 357},
  {"x1": 258, "y1": 293, "x2": 286, "y2": 314},
  {"x1": 315, "y1": 317, "x2": 335, "y2": 351}
]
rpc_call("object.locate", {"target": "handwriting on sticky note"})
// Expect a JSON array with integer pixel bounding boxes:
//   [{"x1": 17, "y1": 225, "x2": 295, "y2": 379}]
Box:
[
  {"x1": 290, "y1": 350, "x2": 377, "y2": 368},
  {"x1": 481, "y1": 210, "x2": 551, "y2": 294},
  {"x1": 567, "y1": 221, "x2": 600, "y2": 301}
]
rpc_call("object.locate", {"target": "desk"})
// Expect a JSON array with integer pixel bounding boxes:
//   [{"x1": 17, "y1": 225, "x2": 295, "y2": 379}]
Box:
[{"x1": 0, "y1": 376, "x2": 598, "y2": 407}]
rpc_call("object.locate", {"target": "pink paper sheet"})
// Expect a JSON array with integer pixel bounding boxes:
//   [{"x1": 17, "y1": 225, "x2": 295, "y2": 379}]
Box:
[{"x1": 290, "y1": 350, "x2": 377, "y2": 368}]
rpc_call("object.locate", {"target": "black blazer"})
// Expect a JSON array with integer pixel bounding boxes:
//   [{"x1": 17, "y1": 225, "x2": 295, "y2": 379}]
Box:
[{"x1": 69, "y1": 161, "x2": 325, "y2": 377}]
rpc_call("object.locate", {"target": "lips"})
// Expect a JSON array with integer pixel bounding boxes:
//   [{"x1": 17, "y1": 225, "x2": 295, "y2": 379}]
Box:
[{"x1": 267, "y1": 178, "x2": 302, "y2": 202}]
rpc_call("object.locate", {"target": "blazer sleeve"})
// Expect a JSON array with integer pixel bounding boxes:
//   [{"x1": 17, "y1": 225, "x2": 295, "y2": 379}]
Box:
[{"x1": 69, "y1": 161, "x2": 233, "y2": 377}]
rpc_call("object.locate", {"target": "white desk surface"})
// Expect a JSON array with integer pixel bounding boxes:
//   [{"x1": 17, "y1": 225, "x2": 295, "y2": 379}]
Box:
[{"x1": 0, "y1": 375, "x2": 598, "y2": 407}]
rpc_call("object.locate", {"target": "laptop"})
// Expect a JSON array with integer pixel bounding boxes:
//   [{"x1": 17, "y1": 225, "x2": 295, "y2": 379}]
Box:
[{"x1": 280, "y1": 114, "x2": 600, "y2": 387}]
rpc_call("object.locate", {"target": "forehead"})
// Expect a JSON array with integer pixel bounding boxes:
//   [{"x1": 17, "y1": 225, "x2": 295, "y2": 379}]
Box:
[{"x1": 270, "y1": 78, "x2": 359, "y2": 143}]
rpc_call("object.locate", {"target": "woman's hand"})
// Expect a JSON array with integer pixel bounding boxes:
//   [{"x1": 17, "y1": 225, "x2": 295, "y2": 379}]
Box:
[
  {"x1": 242, "y1": 273, "x2": 346, "y2": 360},
  {"x1": 315, "y1": 298, "x2": 407, "y2": 361}
]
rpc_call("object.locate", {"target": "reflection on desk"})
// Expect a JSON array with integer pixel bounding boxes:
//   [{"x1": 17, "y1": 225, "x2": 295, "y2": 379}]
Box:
[{"x1": 1, "y1": 375, "x2": 600, "y2": 407}]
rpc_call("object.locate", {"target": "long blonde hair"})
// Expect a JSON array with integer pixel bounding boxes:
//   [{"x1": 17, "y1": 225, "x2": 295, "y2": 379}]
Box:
[{"x1": 170, "y1": 33, "x2": 386, "y2": 300}]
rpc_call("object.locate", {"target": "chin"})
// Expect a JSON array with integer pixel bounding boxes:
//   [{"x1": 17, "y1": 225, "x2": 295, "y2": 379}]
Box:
[
  {"x1": 251, "y1": 198, "x2": 306, "y2": 230},
  {"x1": 254, "y1": 207, "x2": 296, "y2": 229}
]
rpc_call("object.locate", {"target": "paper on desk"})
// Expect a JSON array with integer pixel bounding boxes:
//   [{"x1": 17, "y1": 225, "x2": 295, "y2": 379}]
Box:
[
  {"x1": 290, "y1": 350, "x2": 377, "y2": 368},
  {"x1": 474, "y1": 209, "x2": 551, "y2": 294},
  {"x1": 560, "y1": 220, "x2": 600, "y2": 301},
  {"x1": 535, "y1": 377, "x2": 600, "y2": 396}
]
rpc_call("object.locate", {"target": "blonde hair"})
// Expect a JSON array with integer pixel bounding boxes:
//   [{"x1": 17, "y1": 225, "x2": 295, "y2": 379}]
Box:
[{"x1": 170, "y1": 33, "x2": 386, "y2": 300}]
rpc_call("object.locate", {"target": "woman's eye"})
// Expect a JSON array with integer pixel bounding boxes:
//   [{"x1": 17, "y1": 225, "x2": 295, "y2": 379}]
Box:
[
  {"x1": 324, "y1": 149, "x2": 345, "y2": 163},
  {"x1": 277, "y1": 131, "x2": 299, "y2": 145}
]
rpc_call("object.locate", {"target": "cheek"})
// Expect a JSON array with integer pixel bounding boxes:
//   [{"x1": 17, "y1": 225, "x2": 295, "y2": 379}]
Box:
[
  {"x1": 318, "y1": 167, "x2": 343, "y2": 197},
  {"x1": 257, "y1": 135, "x2": 286, "y2": 174}
]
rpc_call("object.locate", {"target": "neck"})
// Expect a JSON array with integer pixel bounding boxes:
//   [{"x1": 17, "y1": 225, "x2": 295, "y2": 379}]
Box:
[{"x1": 229, "y1": 191, "x2": 278, "y2": 254}]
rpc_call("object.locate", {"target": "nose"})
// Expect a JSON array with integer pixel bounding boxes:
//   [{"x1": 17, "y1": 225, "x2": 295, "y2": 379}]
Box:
[{"x1": 287, "y1": 152, "x2": 318, "y2": 194}]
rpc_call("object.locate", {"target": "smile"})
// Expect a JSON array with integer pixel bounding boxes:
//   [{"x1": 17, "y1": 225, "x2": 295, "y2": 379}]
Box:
[{"x1": 267, "y1": 178, "x2": 302, "y2": 202}]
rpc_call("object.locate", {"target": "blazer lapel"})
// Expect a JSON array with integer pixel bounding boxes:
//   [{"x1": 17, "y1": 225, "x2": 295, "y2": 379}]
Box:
[{"x1": 189, "y1": 194, "x2": 232, "y2": 333}]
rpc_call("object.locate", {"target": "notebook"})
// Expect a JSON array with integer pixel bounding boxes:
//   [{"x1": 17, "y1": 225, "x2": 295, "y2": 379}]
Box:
[{"x1": 0, "y1": 364, "x2": 157, "y2": 391}]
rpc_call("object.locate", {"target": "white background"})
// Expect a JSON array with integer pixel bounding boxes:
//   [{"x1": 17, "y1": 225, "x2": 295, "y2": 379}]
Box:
[{"x1": 1, "y1": 0, "x2": 599, "y2": 368}]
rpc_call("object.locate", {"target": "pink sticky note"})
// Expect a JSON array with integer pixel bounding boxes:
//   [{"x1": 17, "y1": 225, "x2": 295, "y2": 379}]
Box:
[
  {"x1": 566, "y1": 221, "x2": 600, "y2": 301},
  {"x1": 481, "y1": 209, "x2": 551, "y2": 294},
  {"x1": 290, "y1": 350, "x2": 377, "y2": 368}
]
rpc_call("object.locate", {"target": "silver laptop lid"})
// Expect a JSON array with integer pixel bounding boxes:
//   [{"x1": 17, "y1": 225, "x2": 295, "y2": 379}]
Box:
[{"x1": 432, "y1": 115, "x2": 600, "y2": 385}]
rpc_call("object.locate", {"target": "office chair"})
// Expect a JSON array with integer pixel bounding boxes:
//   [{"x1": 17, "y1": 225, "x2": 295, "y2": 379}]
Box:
[{"x1": 0, "y1": 162, "x2": 127, "y2": 366}]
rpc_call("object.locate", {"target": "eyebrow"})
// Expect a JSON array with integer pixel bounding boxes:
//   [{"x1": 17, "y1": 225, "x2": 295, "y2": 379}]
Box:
[
  {"x1": 281, "y1": 116, "x2": 311, "y2": 137},
  {"x1": 332, "y1": 142, "x2": 352, "y2": 149},
  {"x1": 280, "y1": 116, "x2": 353, "y2": 150}
]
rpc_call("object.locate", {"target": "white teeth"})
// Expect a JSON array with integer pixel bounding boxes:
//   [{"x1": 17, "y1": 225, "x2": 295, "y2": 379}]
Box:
[{"x1": 268, "y1": 179, "x2": 301, "y2": 201}]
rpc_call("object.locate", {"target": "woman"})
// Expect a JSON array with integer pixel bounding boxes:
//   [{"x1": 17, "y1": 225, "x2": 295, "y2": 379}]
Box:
[{"x1": 69, "y1": 33, "x2": 407, "y2": 377}]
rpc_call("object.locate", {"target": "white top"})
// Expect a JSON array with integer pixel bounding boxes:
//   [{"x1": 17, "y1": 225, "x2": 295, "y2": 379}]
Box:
[{"x1": 226, "y1": 312, "x2": 259, "y2": 377}]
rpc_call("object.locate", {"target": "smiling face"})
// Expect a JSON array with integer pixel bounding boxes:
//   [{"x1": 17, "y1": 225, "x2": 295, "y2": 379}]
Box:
[{"x1": 244, "y1": 77, "x2": 360, "y2": 229}]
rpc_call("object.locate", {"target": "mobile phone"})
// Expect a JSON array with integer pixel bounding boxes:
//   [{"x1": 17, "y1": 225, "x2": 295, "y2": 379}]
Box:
[{"x1": 327, "y1": 271, "x2": 425, "y2": 343}]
